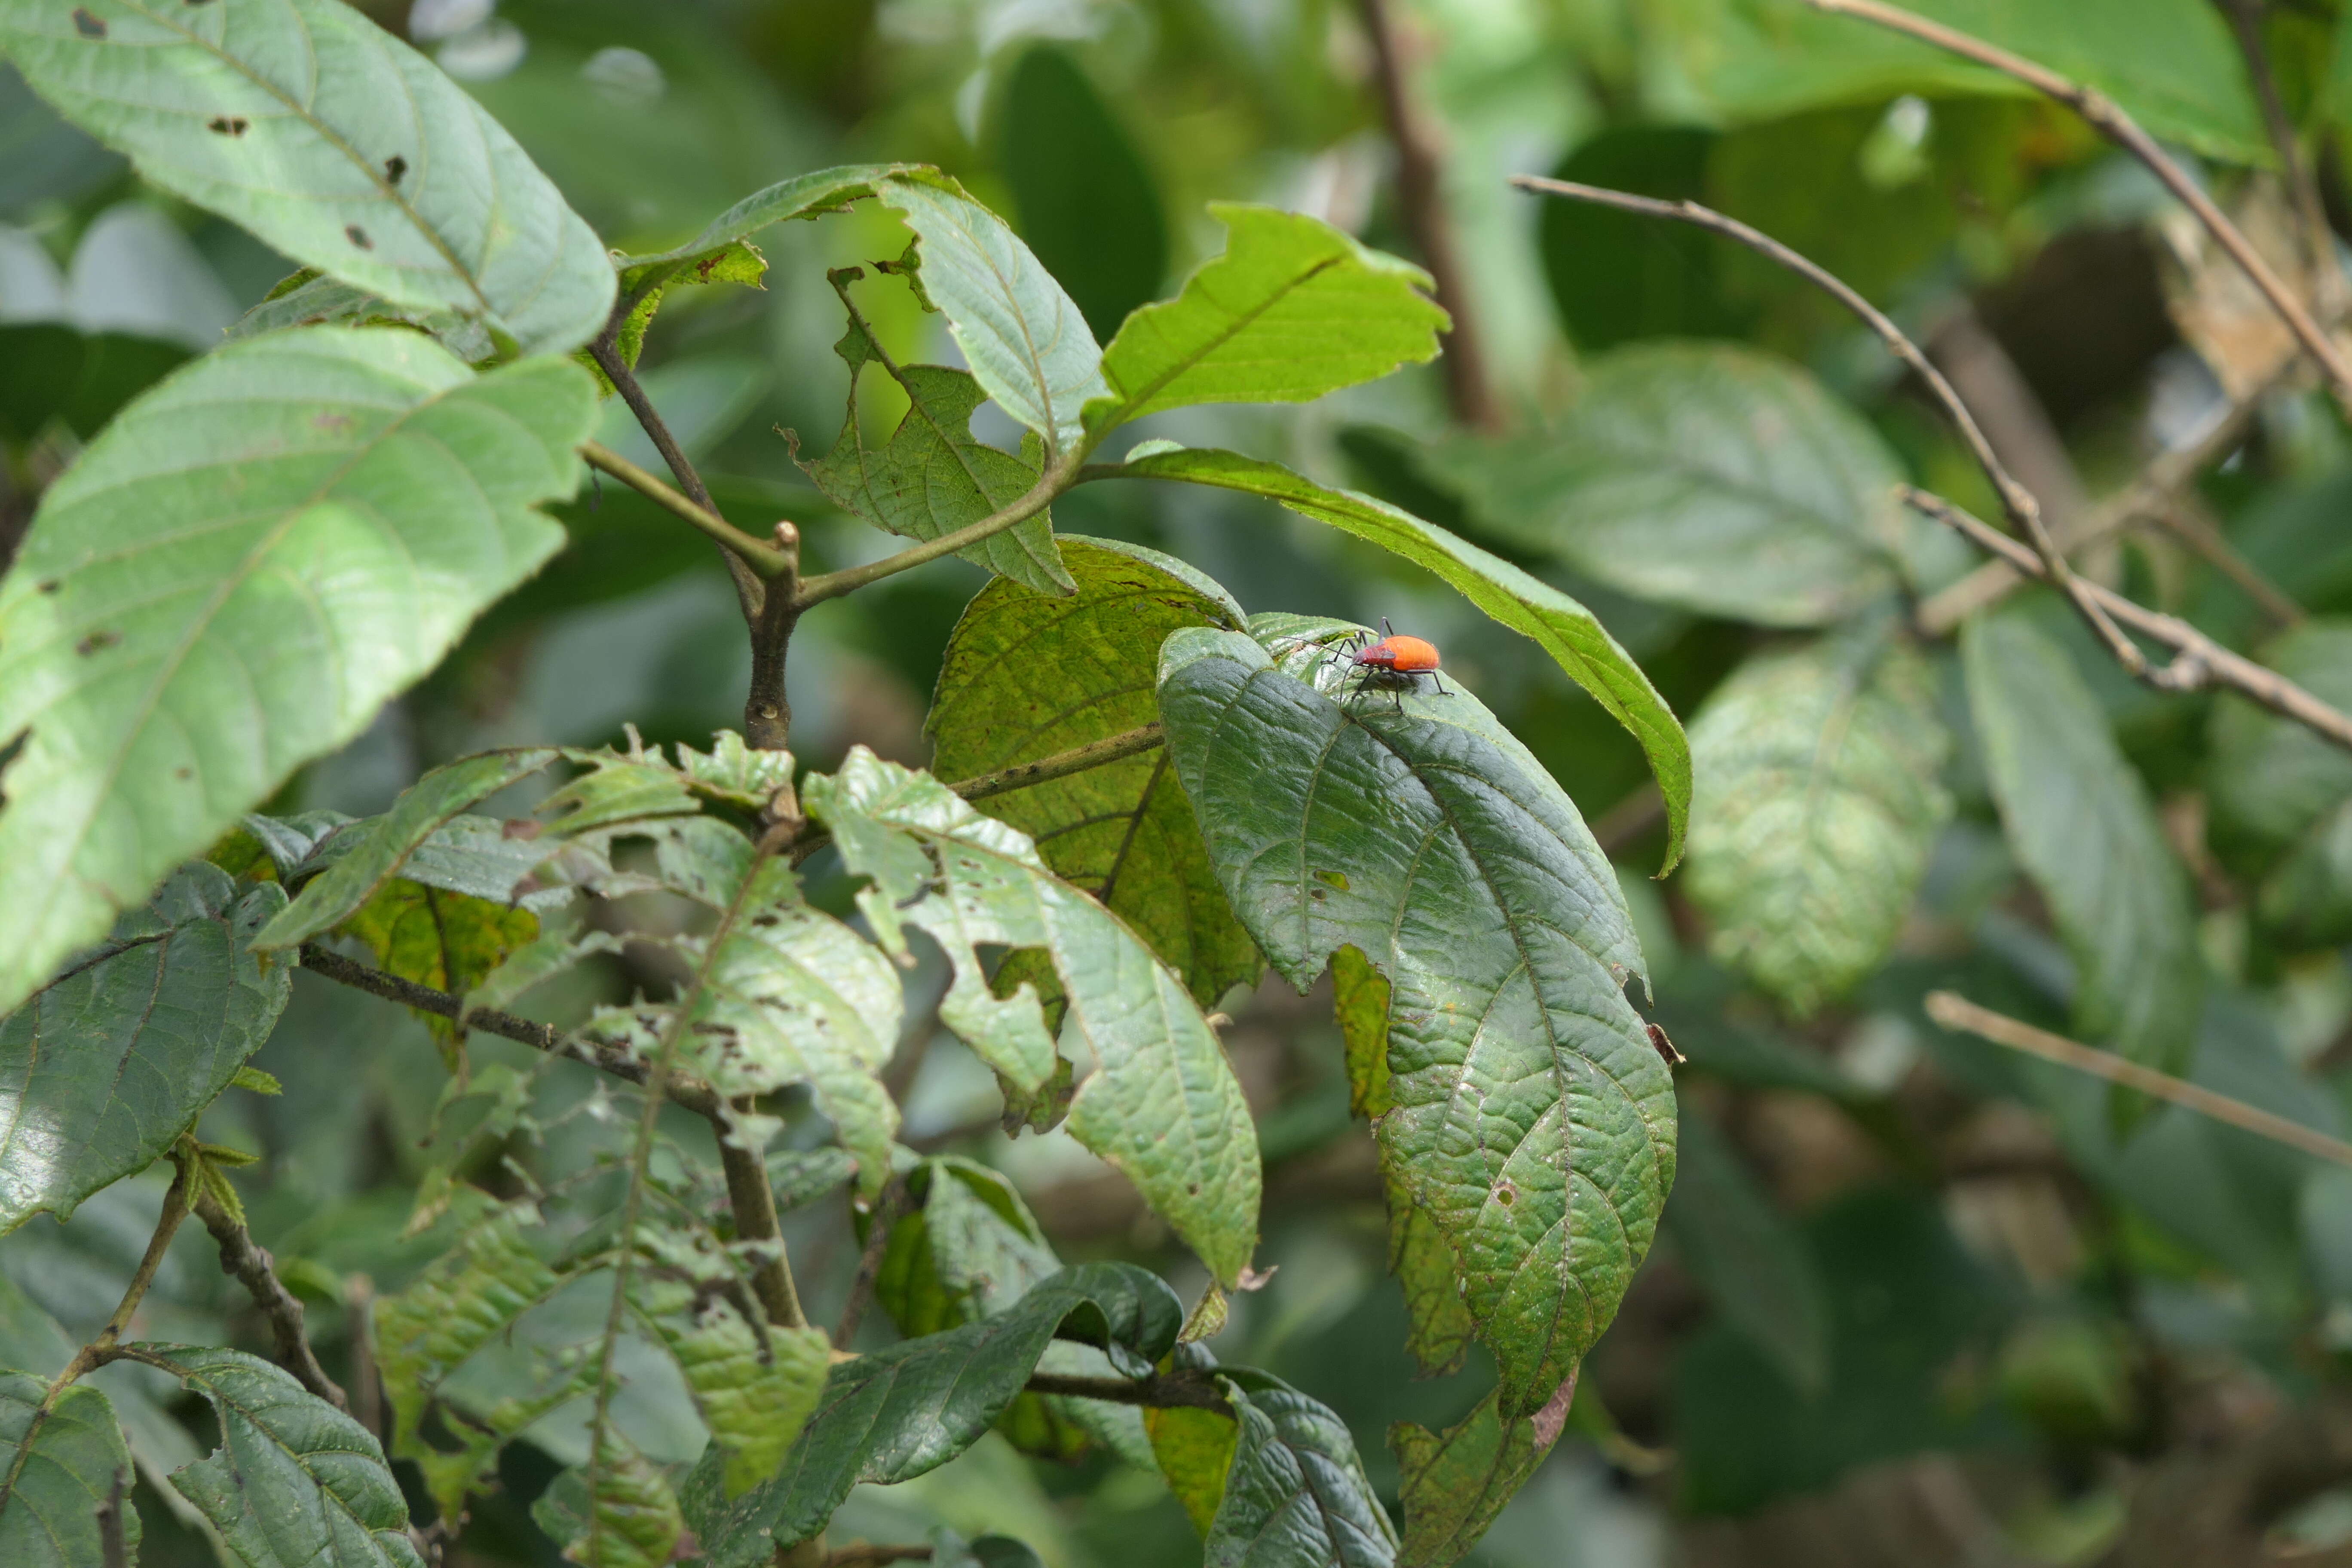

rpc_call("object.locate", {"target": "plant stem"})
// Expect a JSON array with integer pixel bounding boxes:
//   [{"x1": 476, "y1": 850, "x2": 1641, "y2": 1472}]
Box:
[
  {"x1": 1901, "y1": 487, "x2": 2352, "y2": 750},
  {"x1": 719, "y1": 1129, "x2": 808, "y2": 1331},
  {"x1": 831, "y1": 1179, "x2": 908, "y2": 1347},
  {"x1": 579, "y1": 441, "x2": 792, "y2": 580},
  {"x1": 1926, "y1": 991, "x2": 2352, "y2": 1165},
  {"x1": 188, "y1": 1180, "x2": 348, "y2": 1409},
  {"x1": 950, "y1": 723, "x2": 1165, "y2": 802},
  {"x1": 1511, "y1": 174, "x2": 2147, "y2": 679},
  {"x1": 1354, "y1": 0, "x2": 1503, "y2": 431},
  {"x1": 294, "y1": 943, "x2": 729, "y2": 1119},
  {"x1": 744, "y1": 521, "x2": 802, "y2": 751},
  {"x1": 0, "y1": 1169, "x2": 192, "y2": 1510},
  {"x1": 587, "y1": 337, "x2": 768, "y2": 620},
  {"x1": 1805, "y1": 0, "x2": 2352, "y2": 416},
  {"x1": 792, "y1": 452, "x2": 1081, "y2": 607}
]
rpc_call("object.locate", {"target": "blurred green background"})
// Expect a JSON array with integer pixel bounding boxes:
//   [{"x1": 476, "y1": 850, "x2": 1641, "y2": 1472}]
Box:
[{"x1": 14, "y1": 0, "x2": 2352, "y2": 1564}]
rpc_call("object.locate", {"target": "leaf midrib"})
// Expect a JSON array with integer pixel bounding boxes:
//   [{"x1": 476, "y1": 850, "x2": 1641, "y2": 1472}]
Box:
[{"x1": 1103, "y1": 254, "x2": 1343, "y2": 425}]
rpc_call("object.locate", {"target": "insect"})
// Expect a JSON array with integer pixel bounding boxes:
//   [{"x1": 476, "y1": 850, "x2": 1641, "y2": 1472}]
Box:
[{"x1": 1325, "y1": 619, "x2": 1453, "y2": 712}]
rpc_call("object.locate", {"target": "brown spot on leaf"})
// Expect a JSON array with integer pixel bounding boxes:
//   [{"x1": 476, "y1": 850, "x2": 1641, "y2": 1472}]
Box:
[
  {"x1": 384, "y1": 154, "x2": 406, "y2": 184},
  {"x1": 37, "y1": 579, "x2": 59, "y2": 594},
  {"x1": 311, "y1": 410, "x2": 354, "y2": 434},
  {"x1": 1494, "y1": 1179, "x2": 1518, "y2": 1208},
  {"x1": 72, "y1": 8, "x2": 105, "y2": 38},
  {"x1": 76, "y1": 629, "x2": 119, "y2": 656},
  {"x1": 501, "y1": 819, "x2": 542, "y2": 840},
  {"x1": 344, "y1": 223, "x2": 372, "y2": 250},
  {"x1": 175, "y1": 766, "x2": 192, "y2": 780},
  {"x1": 1645, "y1": 1022, "x2": 1685, "y2": 1068},
  {"x1": 207, "y1": 115, "x2": 248, "y2": 136}
]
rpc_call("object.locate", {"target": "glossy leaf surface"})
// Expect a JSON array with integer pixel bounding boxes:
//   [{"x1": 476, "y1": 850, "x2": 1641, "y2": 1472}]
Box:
[
  {"x1": 1207, "y1": 1370, "x2": 1396, "y2": 1568},
  {"x1": 0, "y1": 1372, "x2": 138, "y2": 1568}
]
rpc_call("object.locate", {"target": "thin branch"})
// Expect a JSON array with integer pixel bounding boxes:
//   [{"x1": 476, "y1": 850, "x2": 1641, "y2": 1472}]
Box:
[
  {"x1": 2150, "y1": 494, "x2": 2305, "y2": 629},
  {"x1": 188, "y1": 1182, "x2": 348, "y2": 1409},
  {"x1": 1926, "y1": 991, "x2": 2352, "y2": 1165},
  {"x1": 1805, "y1": 0, "x2": 2352, "y2": 415},
  {"x1": 1916, "y1": 384, "x2": 2271, "y2": 635},
  {"x1": 950, "y1": 723, "x2": 1165, "y2": 802},
  {"x1": 1024, "y1": 1368, "x2": 1233, "y2": 1415},
  {"x1": 1354, "y1": 0, "x2": 1503, "y2": 431},
  {"x1": 294, "y1": 943, "x2": 729, "y2": 1119},
  {"x1": 831, "y1": 1178, "x2": 908, "y2": 1347},
  {"x1": 579, "y1": 441, "x2": 791, "y2": 581},
  {"x1": 346, "y1": 1274, "x2": 384, "y2": 1447},
  {"x1": 586, "y1": 335, "x2": 767, "y2": 621},
  {"x1": 791, "y1": 451, "x2": 1081, "y2": 607},
  {"x1": 1902, "y1": 486, "x2": 2352, "y2": 750},
  {"x1": 1510, "y1": 174, "x2": 2148, "y2": 676},
  {"x1": 2221, "y1": 0, "x2": 2340, "y2": 313},
  {"x1": 718, "y1": 1127, "x2": 808, "y2": 1332},
  {"x1": 95, "y1": 1469, "x2": 129, "y2": 1568}
]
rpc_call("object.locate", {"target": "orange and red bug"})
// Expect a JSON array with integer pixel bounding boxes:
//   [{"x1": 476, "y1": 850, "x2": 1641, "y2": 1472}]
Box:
[{"x1": 1328, "y1": 619, "x2": 1454, "y2": 712}]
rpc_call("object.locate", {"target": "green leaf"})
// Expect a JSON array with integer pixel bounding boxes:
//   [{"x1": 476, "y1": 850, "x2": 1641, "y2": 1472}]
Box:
[
  {"x1": 874, "y1": 1157, "x2": 1155, "y2": 1467},
  {"x1": 928, "y1": 537, "x2": 1260, "y2": 1004},
  {"x1": 228, "y1": 269, "x2": 498, "y2": 366},
  {"x1": 1207, "y1": 1370, "x2": 1396, "y2": 1568},
  {"x1": 0, "y1": 0, "x2": 614, "y2": 356},
  {"x1": 530, "y1": 1433, "x2": 685, "y2": 1568},
  {"x1": 1683, "y1": 634, "x2": 1953, "y2": 1014},
  {"x1": 1434, "y1": 344, "x2": 1917, "y2": 628},
  {"x1": 135, "y1": 1343, "x2": 423, "y2": 1568},
  {"x1": 2208, "y1": 620, "x2": 2352, "y2": 853},
  {"x1": 0, "y1": 864, "x2": 289, "y2": 1234},
  {"x1": 1663, "y1": 1117, "x2": 1829, "y2": 1398},
  {"x1": 801, "y1": 299, "x2": 1073, "y2": 595},
  {"x1": 0, "y1": 1372, "x2": 139, "y2": 1568},
  {"x1": 874, "y1": 176, "x2": 1106, "y2": 458},
  {"x1": 996, "y1": 46, "x2": 1169, "y2": 343},
  {"x1": 0, "y1": 331, "x2": 596, "y2": 1017},
  {"x1": 1084, "y1": 204, "x2": 1444, "y2": 435},
  {"x1": 257, "y1": 750, "x2": 559, "y2": 950},
  {"x1": 1157, "y1": 628, "x2": 1676, "y2": 1415},
  {"x1": 1112, "y1": 447, "x2": 1691, "y2": 869},
  {"x1": 1963, "y1": 613, "x2": 2202, "y2": 1079},
  {"x1": 343, "y1": 884, "x2": 539, "y2": 1056},
  {"x1": 805, "y1": 750, "x2": 1260, "y2": 1283},
  {"x1": 681, "y1": 1263, "x2": 1184, "y2": 1566},
  {"x1": 0, "y1": 322, "x2": 188, "y2": 444},
  {"x1": 1390, "y1": 1379, "x2": 1574, "y2": 1568}
]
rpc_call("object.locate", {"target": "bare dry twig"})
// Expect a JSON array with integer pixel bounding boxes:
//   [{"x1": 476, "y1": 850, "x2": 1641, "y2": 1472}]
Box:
[
  {"x1": 1927, "y1": 991, "x2": 2352, "y2": 1166},
  {"x1": 1511, "y1": 174, "x2": 2147, "y2": 673},
  {"x1": 1806, "y1": 0, "x2": 2352, "y2": 415}
]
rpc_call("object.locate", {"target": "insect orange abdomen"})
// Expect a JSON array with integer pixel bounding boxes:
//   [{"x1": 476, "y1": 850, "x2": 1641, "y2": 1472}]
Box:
[{"x1": 1363, "y1": 635, "x2": 1440, "y2": 672}]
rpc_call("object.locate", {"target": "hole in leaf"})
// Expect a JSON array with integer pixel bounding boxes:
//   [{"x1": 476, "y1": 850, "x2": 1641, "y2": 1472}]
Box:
[
  {"x1": 1494, "y1": 1179, "x2": 1518, "y2": 1208},
  {"x1": 345, "y1": 223, "x2": 373, "y2": 250},
  {"x1": 76, "y1": 629, "x2": 120, "y2": 656},
  {"x1": 1311, "y1": 868, "x2": 1349, "y2": 891},
  {"x1": 71, "y1": 8, "x2": 106, "y2": 38},
  {"x1": 385, "y1": 154, "x2": 407, "y2": 184},
  {"x1": 206, "y1": 115, "x2": 248, "y2": 136}
]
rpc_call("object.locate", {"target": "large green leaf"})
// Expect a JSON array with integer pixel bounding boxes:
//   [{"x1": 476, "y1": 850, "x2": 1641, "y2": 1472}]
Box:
[
  {"x1": 801, "y1": 303, "x2": 1073, "y2": 596},
  {"x1": 0, "y1": 864, "x2": 289, "y2": 1234},
  {"x1": 135, "y1": 1343, "x2": 423, "y2": 1568},
  {"x1": 1085, "y1": 205, "x2": 1446, "y2": 435},
  {"x1": 874, "y1": 1157, "x2": 1155, "y2": 1468},
  {"x1": 996, "y1": 47, "x2": 1167, "y2": 343},
  {"x1": 1436, "y1": 343, "x2": 1917, "y2": 628},
  {"x1": 530, "y1": 1432, "x2": 684, "y2": 1568},
  {"x1": 1205, "y1": 1370, "x2": 1396, "y2": 1568},
  {"x1": 1110, "y1": 447, "x2": 1691, "y2": 869},
  {"x1": 0, "y1": 0, "x2": 614, "y2": 356},
  {"x1": 1683, "y1": 633, "x2": 1952, "y2": 1014},
  {"x1": 1157, "y1": 628, "x2": 1676, "y2": 1415},
  {"x1": 682, "y1": 1263, "x2": 1184, "y2": 1566},
  {"x1": 1963, "y1": 614, "x2": 2202, "y2": 1078},
  {"x1": 875, "y1": 176, "x2": 1106, "y2": 458},
  {"x1": 0, "y1": 330, "x2": 596, "y2": 1018},
  {"x1": 0, "y1": 1372, "x2": 139, "y2": 1568},
  {"x1": 805, "y1": 750, "x2": 1260, "y2": 1283},
  {"x1": 1390, "y1": 1381, "x2": 1573, "y2": 1568},
  {"x1": 928, "y1": 536, "x2": 1260, "y2": 1004}
]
